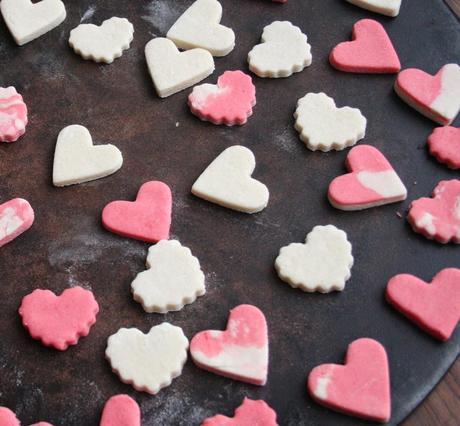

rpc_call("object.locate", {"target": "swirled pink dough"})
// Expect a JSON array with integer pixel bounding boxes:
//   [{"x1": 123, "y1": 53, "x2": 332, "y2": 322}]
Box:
[
  {"x1": 428, "y1": 126, "x2": 460, "y2": 170},
  {"x1": 0, "y1": 198, "x2": 34, "y2": 248},
  {"x1": 0, "y1": 407, "x2": 20, "y2": 426},
  {"x1": 0, "y1": 86, "x2": 28, "y2": 142},
  {"x1": 100, "y1": 394, "x2": 141, "y2": 426}
]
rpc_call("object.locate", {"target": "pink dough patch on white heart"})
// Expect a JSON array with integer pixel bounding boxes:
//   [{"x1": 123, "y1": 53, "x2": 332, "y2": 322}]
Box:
[
  {"x1": 190, "y1": 304, "x2": 268, "y2": 385},
  {"x1": 0, "y1": 198, "x2": 34, "y2": 248},
  {"x1": 100, "y1": 394, "x2": 141, "y2": 426},
  {"x1": 0, "y1": 86, "x2": 28, "y2": 142},
  {"x1": 308, "y1": 338, "x2": 391, "y2": 423},
  {"x1": 428, "y1": 126, "x2": 460, "y2": 170},
  {"x1": 0, "y1": 407, "x2": 20, "y2": 426}
]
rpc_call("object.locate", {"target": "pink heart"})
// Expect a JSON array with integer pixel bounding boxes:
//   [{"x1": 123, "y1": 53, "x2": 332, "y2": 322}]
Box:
[
  {"x1": 428, "y1": 126, "x2": 460, "y2": 170},
  {"x1": 190, "y1": 304, "x2": 268, "y2": 385},
  {"x1": 0, "y1": 407, "x2": 20, "y2": 426},
  {"x1": 0, "y1": 198, "x2": 34, "y2": 248},
  {"x1": 100, "y1": 395, "x2": 141, "y2": 426},
  {"x1": 386, "y1": 268, "x2": 460, "y2": 341},
  {"x1": 308, "y1": 338, "x2": 391, "y2": 422},
  {"x1": 330, "y1": 19, "x2": 400, "y2": 73},
  {"x1": 102, "y1": 181, "x2": 172, "y2": 243},
  {"x1": 19, "y1": 286, "x2": 99, "y2": 351},
  {"x1": 0, "y1": 86, "x2": 28, "y2": 143}
]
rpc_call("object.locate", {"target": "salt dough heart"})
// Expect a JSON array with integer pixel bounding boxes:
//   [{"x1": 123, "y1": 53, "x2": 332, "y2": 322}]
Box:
[
  {"x1": 407, "y1": 179, "x2": 460, "y2": 244},
  {"x1": 100, "y1": 394, "x2": 141, "y2": 426},
  {"x1": 0, "y1": 198, "x2": 34, "y2": 248},
  {"x1": 308, "y1": 338, "x2": 391, "y2": 422},
  {"x1": 145, "y1": 37, "x2": 215, "y2": 98},
  {"x1": 0, "y1": 0, "x2": 66, "y2": 46},
  {"x1": 167, "y1": 0, "x2": 235, "y2": 57},
  {"x1": 188, "y1": 70, "x2": 256, "y2": 126},
  {"x1": 275, "y1": 225, "x2": 353, "y2": 293},
  {"x1": 294, "y1": 92, "x2": 367, "y2": 152},
  {"x1": 106, "y1": 323, "x2": 189, "y2": 394},
  {"x1": 192, "y1": 146, "x2": 269, "y2": 213},
  {"x1": 330, "y1": 19, "x2": 401, "y2": 73},
  {"x1": 345, "y1": 0, "x2": 402, "y2": 17},
  {"x1": 131, "y1": 240, "x2": 205, "y2": 313},
  {"x1": 69, "y1": 17, "x2": 134, "y2": 64},
  {"x1": 428, "y1": 126, "x2": 460, "y2": 170},
  {"x1": 0, "y1": 87, "x2": 28, "y2": 143},
  {"x1": 395, "y1": 64, "x2": 460, "y2": 125},
  {"x1": 0, "y1": 407, "x2": 20, "y2": 426},
  {"x1": 19, "y1": 286, "x2": 99, "y2": 351},
  {"x1": 102, "y1": 181, "x2": 172, "y2": 243},
  {"x1": 191, "y1": 304, "x2": 268, "y2": 385},
  {"x1": 386, "y1": 268, "x2": 460, "y2": 341},
  {"x1": 202, "y1": 398, "x2": 278, "y2": 426},
  {"x1": 53, "y1": 125, "x2": 123, "y2": 187},
  {"x1": 248, "y1": 21, "x2": 312, "y2": 78},
  {"x1": 328, "y1": 145, "x2": 407, "y2": 210}
]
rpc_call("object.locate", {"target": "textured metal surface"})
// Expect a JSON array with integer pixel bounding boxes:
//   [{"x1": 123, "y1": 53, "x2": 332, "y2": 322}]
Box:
[{"x1": 0, "y1": 0, "x2": 459, "y2": 425}]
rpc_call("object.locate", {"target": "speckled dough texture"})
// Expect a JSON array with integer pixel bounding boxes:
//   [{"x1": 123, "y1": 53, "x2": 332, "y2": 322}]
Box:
[
  {"x1": 0, "y1": 86, "x2": 28, "y2": 143},
  {"x1": 0, "y1": 198, "x2": 34, "y2": 248}
]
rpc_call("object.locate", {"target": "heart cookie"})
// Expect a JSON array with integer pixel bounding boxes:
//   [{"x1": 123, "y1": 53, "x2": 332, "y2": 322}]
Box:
[
  {"x1": 0, "y1": 0, "x2": 66, "y2": 46},
  {"x1": 167, "y1": 0, "x2": 235, "y2": 57},
  {"x1": 395, "y1": 64, "x2": 460, "y2": 125},
  {"x1": 190, "y1": 304, "x2": 268, "y2": 385},
  {"x1": 345, "y1": 0, "x2": 402, "y2": 17},
  {"x1": 100, "y1": 395, "x2": 141, "y2": 426},
  {"x1": 131, "y1": 240, "x2": 206, "y2": 313},
  {"x1": 0, "y1": 407, "x2": 19, "y2": 426},
  {"x1": 248, "y1": 21, "x2": 312, "y2": 78},
  {"x1": 275, "y1": 225, "x2": 353, "y2": 293},
  {"x1": 145, "y1": 38, "x2": 215, "y2": 98},
  {"x1": 428, "y1": 126, "x2": 460, "y2": 170},
  {"x1": 102, "y1": 181, "x2": 172, "y2": 243},
  {"x1": 19, "y1": 287, "x2": 99, "y2": 351},
  {"x1": 53, "y1": 125, "x2": 123, "y2": 187},
  {"x1": 294, "y1": 93, "x2": 366, "y2": 152},
  {"x1": 188, "y1": 70, "x2": 256, "y2": 126},
  {"x1": 0, "y1": 87, "x2": 28, "y2": 143},
  {"x1": 308, "y1": 338, "x2": 391, "y2": 422},
  {"x1": 328, "y1": 145, "x2": 407, "y2": 210},
  {"x1": 386, "y1": 268, "x2": 460, "y2": 341},
  {"x1": 192, "y1": 146, "x2": 269, "y2": 214},
  {"x1": 0, "y1": 198, "x2": 34, "y2": 248},
  {"x1": 106, "y1": 323, "x2": 189, "y2": 394}
]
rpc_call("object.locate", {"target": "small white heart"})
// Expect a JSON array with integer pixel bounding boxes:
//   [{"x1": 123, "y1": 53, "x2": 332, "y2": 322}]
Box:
[{"x1": 346, "y1": 0, "x2": 402, "y2": 17}]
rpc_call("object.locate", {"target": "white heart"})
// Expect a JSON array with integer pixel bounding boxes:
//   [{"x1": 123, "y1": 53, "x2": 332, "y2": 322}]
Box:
[
  {"x1": 0, "y1": 0, "x2": 66, "y2": 46},
  {"x1": 106, "y1": 323, "x2": 189, "y2": 395},
  {"x1": 131, "y1": 240, "x2": 206, "y2": 313},
  {"x1": 145, "y1": 37, "x2": 215, "y2": 98},
  {"x1": 346, "y1": 0, "x2": 402, "y2": 17},
  {"x1": 294, "y1": 92, "x2": 367, "y2": 152},
  {"x1": 53, "y1": 125, "x2": 123, "y2": 187},
  {"x1": 69, "y1": 17, "x2": 134, "y2": 64},
  {"x1": 167, "y1": 0, "x2": 235, "y2": 57},
  {"x1": 248, "y1": 21, "x2": 312, "y2": 78},
  {"x1": 275, "y1": 225, "x2": 354, "y2": 293},
  {"x1": 192, "y1": 145, "x2": 269, "y2": 214}
]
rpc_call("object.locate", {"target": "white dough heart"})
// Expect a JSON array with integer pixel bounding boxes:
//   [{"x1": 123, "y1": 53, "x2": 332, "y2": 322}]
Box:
[
  {"x1": 53, "y1": 125, "x2": 123, "y2": 187},
  {"x1": 0, "y1": 0, "x2": 66, "y2": 46},
  {"x1": 167, "y1": 0, "x2": 235, "y2": 57},
  {"x1": 69, "y1": 17, "x2": 134, "y2": 64},
  {"x1": 248, "y1": 21, "x2": 312, "y2": 78},
  {"x1": 106, "y1": 323, "x2": 189, "y2": 395},
  {"x1": 145, "y1": 38, "x2": 215, "y2": 98},
  {"x1": 192, "y1": 146, "x2": 269, "y2": 214},
  {"x1": 275, "y1": 225, "x2": 354, "y2": 293},
  {"x1": 346, "y1": 0, "x2": 402, "y2": 17},
  {"x1": 294, "y1": 92, "x2": 367, "y2": 152},
  {"x1": 131, "y1": 240, "x2": 205, "y2": 313}
]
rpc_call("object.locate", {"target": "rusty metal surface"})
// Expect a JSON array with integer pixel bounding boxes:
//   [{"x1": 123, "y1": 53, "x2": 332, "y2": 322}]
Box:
[{"x1": 0, "y1": 0, "x2": 459, "y2": 425}]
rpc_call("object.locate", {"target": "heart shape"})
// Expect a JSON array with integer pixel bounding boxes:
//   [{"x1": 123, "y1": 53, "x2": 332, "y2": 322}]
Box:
[
  {"x1": 328, "y1": 145, "x2": 407, "y2": 210},
  {"x1": 330, "y1": 19, "x2": 401, "y2": 73},
  {"x1": 190, "y1": 304, "x2": 269, "y2": 385},
  {"x1": 188, "y1": 70, "x2": 256, "y2": 126},
  {"x1": 100, "y1": 395, "x2": 141, "y2": 426},
  {"x1": 294, "y1": 92, "x2": 367, "y2": 152},
  {"x1": 167, "y1": 0, "x2": 235, "y2": 57},
  {"x1": 0, "y1": 0, "x2": 66, "y2": 46},
  {"x1": 202, "y1": 398, "x2": 278, "y2": 426},
  {"x1": 248, "y1": 21, "x2": 312, "y2": 78},
  {"x1": 386, "y1": 268, "x2": 460, "y2": 341},
  {"x1": 395, "y1": 64, "x2": 460, "y2": 125},
  {"x1": 102, "y1": 181, "x2": 172, "y2": 243},
  {"x1": 407, "y1": 179, "x2": 460, "y2": 244},
  {"x1": 145, "y1": 37, "x2": 215, "y2": 98},
  {"x1": 0, "y1": 198, "x2": 34, "y2": 248},
  {"x1": 53, "y1": 125, "x2": 123, "y2": 187},
  {"x1": 275, "y1": 225, "x2": 354, "y2": 292},
  {"x1": 345, "y1": 0, "x2": 401, "y2": 17},
  {"x1": 106, "y1": 323, "x2": 189, "y2": 394},
  {"x1": 0, "y1": 86, "x2": 28, "y2": 143},
  {"x1": 69, "y1": 17, "x2": 134, "y2": 64},
  {"x1": 308, "y1": 338, "x2": 391, "y2": 422},
  {"x1": 428, "y1": 126, "x2": 460, "y2": 170},
  {"x1": 131, "y1": 240, "x2": 206, "y2": 313},
  {"x1": 19, "y1": 286, "x2": 99, "y2": 351},
  {"x1": 191, "y1": 146, "x2": 269, "y2": 213}
]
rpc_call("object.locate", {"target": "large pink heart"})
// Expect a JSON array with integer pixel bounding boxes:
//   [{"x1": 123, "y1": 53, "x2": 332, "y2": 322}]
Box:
[
  {"x1": 0, "y1": 198, "x2": 34, "y2": 248},
  {"x1": 100, "y1": 394, "x2": 141, "y2": 426},
  {"x1": 102, "y1": 181, "x2": 172, "y2": 243}
]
